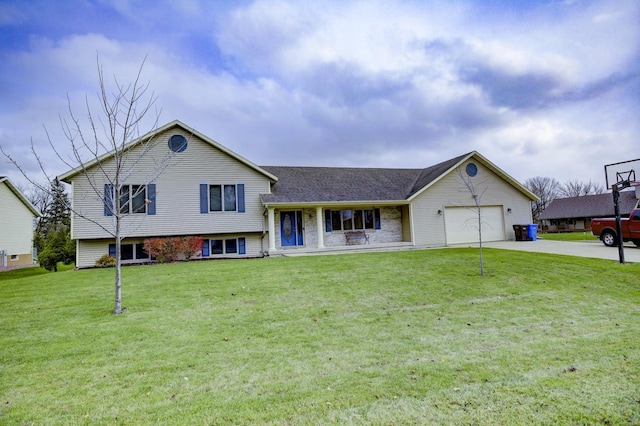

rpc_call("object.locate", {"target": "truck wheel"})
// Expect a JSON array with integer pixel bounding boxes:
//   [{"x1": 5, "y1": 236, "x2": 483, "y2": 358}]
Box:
[
  {"x1": 601, "y1": 230, "x2": 617, "y2": 247},
  {"x1": 633, "y1": 240, "x2": 640, "y2": 247}
]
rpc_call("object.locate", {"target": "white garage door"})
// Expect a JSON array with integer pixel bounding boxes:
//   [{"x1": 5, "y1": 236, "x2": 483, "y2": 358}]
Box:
[{"x1": 444, "y1": 206, "x2": 505, "y2": 245}]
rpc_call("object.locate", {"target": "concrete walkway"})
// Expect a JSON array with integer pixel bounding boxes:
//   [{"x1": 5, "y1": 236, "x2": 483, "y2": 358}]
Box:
[{"x1": 478, "y1": 239, "x2": 640, "y2": 263}]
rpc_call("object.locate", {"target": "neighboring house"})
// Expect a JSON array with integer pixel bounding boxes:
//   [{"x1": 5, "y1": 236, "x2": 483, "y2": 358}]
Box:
[
  {"x1": 0, "y1": 176, "x2": 40, "y2": 267},
  {"x1": 539, "y1": 190, "x2": 638, "y2": 232},
  {"x1": 59, "y1": 120, "x2": 538, "y2": 268}
]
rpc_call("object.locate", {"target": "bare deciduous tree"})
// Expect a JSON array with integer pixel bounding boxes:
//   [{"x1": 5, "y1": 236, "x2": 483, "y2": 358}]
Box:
[
  {"x1": 457, "y1": 167, "x2": 487, "y2": 277},
  {"x1": 524, "y1": 176, "x2": 561, "y2": 222},
  {"x1": 559, "y1": 179, "x2": 605, "y2": 198},
  {"x1": 15, "y1": 181, "x2": 51, "y2": 217},
  {"x1": 1, "y1": 56, "x2": 177, "y2": 314}
]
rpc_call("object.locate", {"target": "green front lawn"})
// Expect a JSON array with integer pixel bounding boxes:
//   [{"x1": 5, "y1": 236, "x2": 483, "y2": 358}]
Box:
[
  {"x1": 540, "y1": 232, "x2": 599, "y2": 242},
  {"x1": 1, "y1": 249, "x2": 639, "y2": 424}
]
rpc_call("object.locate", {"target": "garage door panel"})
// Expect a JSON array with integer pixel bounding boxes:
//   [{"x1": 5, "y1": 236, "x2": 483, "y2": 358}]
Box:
[{"x1": 445, "y1": 206, "x2": 504, "y2": 245}]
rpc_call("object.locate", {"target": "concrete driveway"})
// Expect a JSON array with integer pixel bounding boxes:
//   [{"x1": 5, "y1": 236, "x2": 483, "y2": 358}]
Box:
[{"x1": 479, "y1": 239, "x2": 640, "y2": 263}]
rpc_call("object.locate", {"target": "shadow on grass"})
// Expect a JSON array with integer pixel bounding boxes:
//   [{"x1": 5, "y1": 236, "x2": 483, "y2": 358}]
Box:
[{"x1": 0, "y1": 263, "x2": 75, "y2": 281}]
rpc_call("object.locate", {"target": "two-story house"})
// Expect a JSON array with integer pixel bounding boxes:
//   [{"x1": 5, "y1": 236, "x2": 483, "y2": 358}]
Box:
[
  {"x1": 0, "y1": 176, "x2": 40, "y2": 267},
  {"x1": 59, "y1": 120, "x2": 538, "y2": 268}
]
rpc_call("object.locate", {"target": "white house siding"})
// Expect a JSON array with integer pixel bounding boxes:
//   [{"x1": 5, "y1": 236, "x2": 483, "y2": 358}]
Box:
[
  {"x1": 69, "y1": 128, "x2": 272, "y2": 241},
  {"x1": 410, "y1": 160, "x2": 533, "y2": 247},
  {"x1": 77, "y1": 233, "x2": 265, "y2": 268},
  {"x1": 0, "y1": 182, "x2": 36, "y2": 265},
  {"x1": 401, "y1": 205, "x2": 412, "y2": 243},
  {"x1": 444, "y1": 205, "x2": 505, "y2": 244},
  {"x1": 77, "y1": 240, "x2": 110, "y2": 268}
]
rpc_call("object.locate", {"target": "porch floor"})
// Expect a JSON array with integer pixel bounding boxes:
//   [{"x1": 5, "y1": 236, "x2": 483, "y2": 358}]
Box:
[{"x1": 268, "y1": 242, "x2": 418, "y2": 257}]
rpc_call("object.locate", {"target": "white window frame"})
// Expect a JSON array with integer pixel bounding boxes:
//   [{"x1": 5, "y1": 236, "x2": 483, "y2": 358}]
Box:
[
  {"x1": 119, "y1": 184, "x2": 147, "y2": 215},
  {"x1": 209, "y1": 184, "x2": 237, "y2": 212}
]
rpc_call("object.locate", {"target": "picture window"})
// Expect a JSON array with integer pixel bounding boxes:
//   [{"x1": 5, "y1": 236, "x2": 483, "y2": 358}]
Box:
[{"x1": 326, "y1": 208, "x2": 380, "y2": 232}]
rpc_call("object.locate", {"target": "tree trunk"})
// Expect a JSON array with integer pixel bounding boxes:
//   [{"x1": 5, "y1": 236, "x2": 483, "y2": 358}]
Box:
[
  {"x1": 478, "y1": 208, "x2": 484, "y2": 276},
  {"x1": 113, "y1": 213, "x2": 123, "y2": 314}
]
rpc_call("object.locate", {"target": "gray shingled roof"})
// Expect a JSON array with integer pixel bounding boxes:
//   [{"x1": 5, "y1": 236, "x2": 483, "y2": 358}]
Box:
[
  {"x1": 539, "y1": 191, "x2": 638, "y2": 220},
  {"x1": 260, "y1": 153, "x2": 470, "y2": 204}
]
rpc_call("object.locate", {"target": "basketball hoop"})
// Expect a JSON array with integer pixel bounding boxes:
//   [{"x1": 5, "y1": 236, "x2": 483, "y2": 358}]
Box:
[
  {"x1": 605, "y1": 158, "x2": 640, "y2": 189},
  {"x1": 604, "y1": 159, "x2": 639, "y2": 264},
  {"x1": 613, "y1": 170, "x2": 636, "y2": 190}
]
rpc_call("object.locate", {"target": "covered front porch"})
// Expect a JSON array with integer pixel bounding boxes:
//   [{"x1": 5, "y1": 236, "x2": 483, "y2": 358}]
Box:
[
  {"x1": 267, "y1": 240, "x2": 416, "y2": 257},
  {"x1": 264, "y1": 204, "x2": 412, "y2": 255}
]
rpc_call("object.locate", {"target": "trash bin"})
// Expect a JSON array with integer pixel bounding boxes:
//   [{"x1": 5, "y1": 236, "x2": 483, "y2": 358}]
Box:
[
  {"x1": 513, "y1": 224, "x2": 526, "y2": 241},
  {"x1": 526, "y1": 224, "x2": 538, "y2": 241}
]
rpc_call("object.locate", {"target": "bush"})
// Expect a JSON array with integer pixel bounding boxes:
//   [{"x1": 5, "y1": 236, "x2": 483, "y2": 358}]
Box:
[
  {"x1": 37, "y1": 226, "x2": 75, "y2": 271},
  {"x1": 143, "y1": 236, "x2": 203, "y2": 263},
  {"x1": 95, "y1": 254, "x2": 116, "y2": 268},
  {"x1": 181, "y1": 236, "x2": 203, "y2": 260},
  {"x1": 144, "y1": 238, "x2": 177, "y2": 263},
  {"x1": 38, "y1": 248, "x2": 61, "y2": 272}
]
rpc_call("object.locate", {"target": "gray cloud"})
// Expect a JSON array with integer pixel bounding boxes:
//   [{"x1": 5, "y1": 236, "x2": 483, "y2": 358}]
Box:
[{"x1": 1, "y1": 0, "x2": 639, "y2": 188}]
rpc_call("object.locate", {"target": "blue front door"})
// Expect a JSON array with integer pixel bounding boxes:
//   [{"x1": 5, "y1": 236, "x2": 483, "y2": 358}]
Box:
[{"x1": 280, "y1": 211, "x2": 304, "y2": 247}]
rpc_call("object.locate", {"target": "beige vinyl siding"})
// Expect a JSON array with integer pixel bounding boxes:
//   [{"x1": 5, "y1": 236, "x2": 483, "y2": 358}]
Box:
[
  {"x1": 69, "y1": 128, "x2": 272, "y2": 240},
  {"x1": 0, "y1": 182, "x2": 36, "y2": 258},
  {"x1": 77, "y1": 240, "x2": 110, "y2": 268},
  {"x1": 77, "y1": 234, "x2": 265, "y2": 268},
  {"x1": 410, "y1": 160, "x2": 533, "y2": 247},
  {"x1": 401, "y1": 205, "x2": 411, "y2": 242}
]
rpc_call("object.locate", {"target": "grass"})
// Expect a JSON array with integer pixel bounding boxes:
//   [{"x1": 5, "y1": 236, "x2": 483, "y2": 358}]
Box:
[
  {"x1": 539, "y1": 232, "x2": 599, "y2": 242},
  {"x1": 0, "y1": 263, "x2": 75, "y2": 282},
  {"x1": 1, "y1": 248, "x2": 639, "y2": 425}
]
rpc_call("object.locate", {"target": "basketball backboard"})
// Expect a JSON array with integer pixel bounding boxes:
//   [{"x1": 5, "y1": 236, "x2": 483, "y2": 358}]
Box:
[{"x1": 604, "y1": 158, "x2": 640, "y2": 189}]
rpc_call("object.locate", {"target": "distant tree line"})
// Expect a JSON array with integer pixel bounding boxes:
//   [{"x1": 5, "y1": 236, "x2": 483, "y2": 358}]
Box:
[{"x1": 524, "y1": 177, "x2": 605, "y2": 222}]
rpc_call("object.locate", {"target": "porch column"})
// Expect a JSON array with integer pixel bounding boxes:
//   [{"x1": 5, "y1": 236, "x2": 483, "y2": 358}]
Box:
[
  {"x1": 267, "y1": 207, "x2": 276, "y2": 252},
  {"x1": 316, "y1": 206, "x2": 325, "y2": 248}
]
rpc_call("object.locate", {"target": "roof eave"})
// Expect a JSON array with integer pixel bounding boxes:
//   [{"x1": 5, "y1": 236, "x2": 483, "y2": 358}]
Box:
[
  {"x1": 0, "y1": 177, "x2": 41, "y2": 217},
  {"x1": 262, "y1": 199, "x2": 409, "y2": 208},
  {"x1": 406, "y1": 151, "x2": 539, "y2": 202}
]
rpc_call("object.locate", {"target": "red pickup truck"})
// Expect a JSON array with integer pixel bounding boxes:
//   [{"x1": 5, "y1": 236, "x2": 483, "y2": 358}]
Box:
[{"x1": 591, "y1": 205, "x2": 640, "y2": 247}]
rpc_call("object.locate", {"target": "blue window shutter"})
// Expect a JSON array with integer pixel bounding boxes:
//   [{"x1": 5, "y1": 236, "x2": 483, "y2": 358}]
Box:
[
  {"x1": 202, "y1": 239, "x2": 210, "y2": 257},
  {"x1": 325, "y1": 209, "x2": 332, "y2": 232},
  {"x1": 108, "y1": 244, "x2": 116, "y2": 257},
  {"x1": 199, "y1": 184, "x2": 208, "y2": 214},
  {"x1": 238, "y1": 237, "x2": 246, "y2": 255},
  {"x1": 147, "y1": 184, "x2": 156, "y2": 215},
  {"x1": 374, "y1": 208, "x2": 381, "y2": 229},
  {"x1": 237, "y1": 184, "x2": 245, "y2": 213},
  {"x1": 104, "y1": 184, "x2": 114, "y2": 216}
]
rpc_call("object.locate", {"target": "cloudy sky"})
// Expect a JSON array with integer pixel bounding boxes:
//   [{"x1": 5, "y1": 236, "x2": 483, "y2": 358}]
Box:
[{"x1": 1, "y1": 0, "x2": 638, "y2": 189}]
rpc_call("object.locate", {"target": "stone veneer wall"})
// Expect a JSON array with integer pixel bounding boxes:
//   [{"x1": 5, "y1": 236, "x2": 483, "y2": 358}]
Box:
[{"x1": 274, "y1": 206, "x2": 404, "y2": 249}]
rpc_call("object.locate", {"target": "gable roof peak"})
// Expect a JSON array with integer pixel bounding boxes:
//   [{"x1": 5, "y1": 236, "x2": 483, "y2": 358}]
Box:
[
  {"x1": 0, "y1": 176, "x2": 41, "y2": 216},
  {"x1": 58, "y1": 120, "x2": 278, "y2": 183}
]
